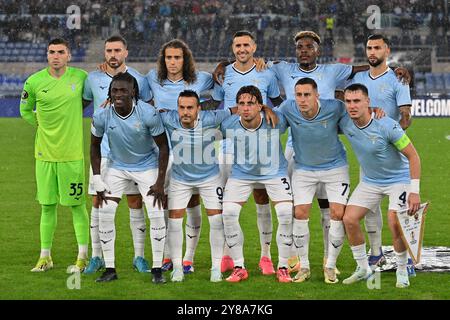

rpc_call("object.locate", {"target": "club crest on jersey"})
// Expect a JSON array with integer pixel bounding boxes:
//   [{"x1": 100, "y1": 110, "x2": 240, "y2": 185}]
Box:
[
  {"x1": 321, "y1": 120, "x2": 328, "y2": 128},
  {"x1": 134, "y1": 122, "x2": 142, "y2": 130},
  {"x1": 21, "y1": 90, "x2": 29, "y2": 100},
  {"x1": 252, "y1": 79, "x2": 261, "y2": 86},
  {"x1": 379, "y1": 83, "x2": 389, "y2": 93},
  {"x1": 70, "y1": 83, "x2": 76, "y2": 91},
  {"x1": 368, "y1": 135, "x2": 378, "y2": 144}
]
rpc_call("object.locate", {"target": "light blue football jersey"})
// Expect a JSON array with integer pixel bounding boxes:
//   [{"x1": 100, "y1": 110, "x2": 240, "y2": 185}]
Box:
[
  {"x1": 339, "y1": 114, "x2": 410, "y2": 185},
  {"x1": 161, "y1": 109, "x2": 231, "y2": 182},
  {"x1": 212, "y1": 64, "x2": 280, "y2": 109},
  {"x1": 268, "y1": 61, "x2": 352, "y2": 147},
  {"x1": 347, "y1": 68, "x2": 411, "y2": 122},
  {"x1": 277, "y1": 98, "x2": 348, "y2": 171},
  {"x1": 268, "y1": 61, "x2": 352, "y2": 99},
  {"x1": 91, "y1": 100, "x2": 165, "y2": 171},
  {"x1": 83, "y1": 67, "x2": 152, "y2": 157},
  {"x1": 146, "y1": 69, "x2": 213, "y2": 110},
  {"x1": 220, "y1": 112, "x2": 288, "y2": 180}
]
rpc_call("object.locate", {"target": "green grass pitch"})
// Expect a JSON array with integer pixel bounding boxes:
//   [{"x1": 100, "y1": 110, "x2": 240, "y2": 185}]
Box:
[{"x1": 0, "y1": 117, "x2": 449, "y2": 300}]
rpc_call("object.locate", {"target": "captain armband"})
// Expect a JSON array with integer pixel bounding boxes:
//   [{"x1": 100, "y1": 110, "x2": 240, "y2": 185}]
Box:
[{"x1": 393, "y1": 134, "x2": 410, "y2": 151}]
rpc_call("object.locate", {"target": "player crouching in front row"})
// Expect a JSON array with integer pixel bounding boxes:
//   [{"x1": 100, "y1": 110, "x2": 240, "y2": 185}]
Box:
[
  {"x1": 91, "y1": 72, "x2": 169, "y2": 284},
  {"x1": 163, "y1": 89, "x2": 279, "y2": 283},
  {"x1": 221, "y1": 86, "x2": 294, "y2": 283}
]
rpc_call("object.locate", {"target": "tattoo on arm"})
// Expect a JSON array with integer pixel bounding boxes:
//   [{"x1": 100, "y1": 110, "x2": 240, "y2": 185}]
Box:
[{"x1": 399, "y1": 105, "x2": 412, "y2": 130}]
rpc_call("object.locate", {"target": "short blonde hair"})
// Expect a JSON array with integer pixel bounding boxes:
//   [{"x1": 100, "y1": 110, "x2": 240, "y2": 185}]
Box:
[{"x1": 294, "y1": 31, "x2": 321, "y2": 45}]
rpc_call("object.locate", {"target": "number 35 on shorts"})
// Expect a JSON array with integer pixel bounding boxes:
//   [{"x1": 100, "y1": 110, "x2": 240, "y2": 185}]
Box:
[{"x1": 69, "y1": 182, "x2": 84, "y2": 199}]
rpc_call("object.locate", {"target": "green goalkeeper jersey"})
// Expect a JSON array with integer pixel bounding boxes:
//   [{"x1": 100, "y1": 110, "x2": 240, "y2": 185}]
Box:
[{"x1": 20, "y1": 66, "x2": 88, "y2": 162}]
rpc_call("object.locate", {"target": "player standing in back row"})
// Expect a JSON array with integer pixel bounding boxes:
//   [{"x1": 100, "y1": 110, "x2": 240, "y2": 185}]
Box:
[{"x1": 205, "y1": 31, "x2": 284, "y2": 276}]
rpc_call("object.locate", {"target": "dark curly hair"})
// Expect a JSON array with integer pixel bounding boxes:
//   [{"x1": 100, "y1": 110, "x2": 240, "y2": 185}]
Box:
[{"x1": 157, "y1": 39, "x2": 197, "y2": 85}]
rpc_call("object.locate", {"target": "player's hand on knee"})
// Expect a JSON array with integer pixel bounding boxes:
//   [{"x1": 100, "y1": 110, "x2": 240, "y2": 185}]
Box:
[
  {"x1": 93, "y1": 175, "x2": 110, "y2": 207},
  {"x1": 407, "y1": 192, "x2": 420, "y2": 215},
  {"x1": 147, "y1": 182, "x2": 165, "y2": 210}
]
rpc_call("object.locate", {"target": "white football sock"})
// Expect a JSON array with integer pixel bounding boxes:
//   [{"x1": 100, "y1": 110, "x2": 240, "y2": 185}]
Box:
[
  {"x1": 395, "y1": 250, "x2": 408, "y2": 272},
  {"x1": 256, "y1": 203, "x2": 272, "y2": 259},
  {"x1": 293, "y1": 218, "x2": 310, "y2": 270},
  {"x1": 320, "y1": 208, "x2": 330, "y2": 258},
  {"x1": 146, "y1": 206, "x2": 166, "y2": 269},
  {"x1": 99, "y1": 201, "x2": 118, "y2": 268},
  {"x1": 222, "y1": 202, "x2": 244, "y2": 268},
  {"x1": 274, "y1": 202, "x2": 293, "y2": 268},
  {"x1": 162, "y1": 209, "x2": 170, "y2": 260},
  {"x1": 365, "y1": 205, "x2": 383, "y2": 256},
  {"x1": 90, "y1": 207, "x2": 102, "y2": 258},
  {"x1": 208, "y1": 214, "x2": 225, "y2": 270},
  {"x1": 184, "y1": 205, "x2": 202, "y2": 263},
  {"x1": 326, "y1": 219, "x2": 345, "y2": 269},
  {"x1": 129, "y1": 208, "x2": 146, "y2": 258},
  {"x1": 351, "y1": 243, "x2": 370, "y2": 270},
  {"x1": 168, "y1": 218, "x2": 183, "y2": 270}
]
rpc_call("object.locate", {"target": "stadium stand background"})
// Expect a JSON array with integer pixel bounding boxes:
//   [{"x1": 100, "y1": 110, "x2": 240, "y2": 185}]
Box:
[{"x1": 1, "y1": 0, "x2": 449, "y2": 103}]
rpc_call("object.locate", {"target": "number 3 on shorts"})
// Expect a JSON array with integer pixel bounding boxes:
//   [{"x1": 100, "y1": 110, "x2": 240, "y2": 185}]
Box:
[{"x1": 281, "y1": 178, "x2": 290, "y2": 191}]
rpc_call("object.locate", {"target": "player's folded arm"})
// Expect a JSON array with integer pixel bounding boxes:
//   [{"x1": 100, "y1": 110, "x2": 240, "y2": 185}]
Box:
[{"x1": 200, "y1": 99, "x2": 221, "y2": 111}]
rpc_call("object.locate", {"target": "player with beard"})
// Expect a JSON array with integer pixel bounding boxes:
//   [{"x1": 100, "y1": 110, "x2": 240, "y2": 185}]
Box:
[
  {"x1": 346, "y1": 34, "x2": 413, "y2": 274},
  {"x1": 145, "y1": 39, "x2": 215, "y2": 274},
  {"x1": 214, "y1": 30, "x2": 410, "y2": 275},
  {"x1": 202, "y1": 31, "x2": 284, "y2": 276},
  {"x1": 83, "y1": 35, "x2": 152, "y2": 274}
]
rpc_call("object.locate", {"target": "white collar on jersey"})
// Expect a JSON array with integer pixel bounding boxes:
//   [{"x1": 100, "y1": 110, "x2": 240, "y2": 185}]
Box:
[
  {"x1": 112, "y1": 101, "x2": 136, "y2": 120},
  {"x1": 239, "y1": 112, "x2": 263, "y2": 131},
  {"x1": 232, "y1": 63, "x2": 256, "y2": 75},
  {"x1": 106, "y1": 66, "x2": 129, "y2": 78},
  {"x1": 355, "y1": 111, "x2": 375, "y2": 129},
  {"x1": 167, "y1": 76, "x2": 184, "y2": 84},
  {"x1": 369, "y1": 67, "x2": 390, "y2": 80},
  {"x1": 298, "y1": 64, "x2": 319, "y2": 73}
]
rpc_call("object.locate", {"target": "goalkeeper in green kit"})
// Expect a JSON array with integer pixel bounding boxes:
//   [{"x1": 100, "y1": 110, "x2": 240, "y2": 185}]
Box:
[{"x1": 20, "y1": 38, "x2": 90, "y2": 273}]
